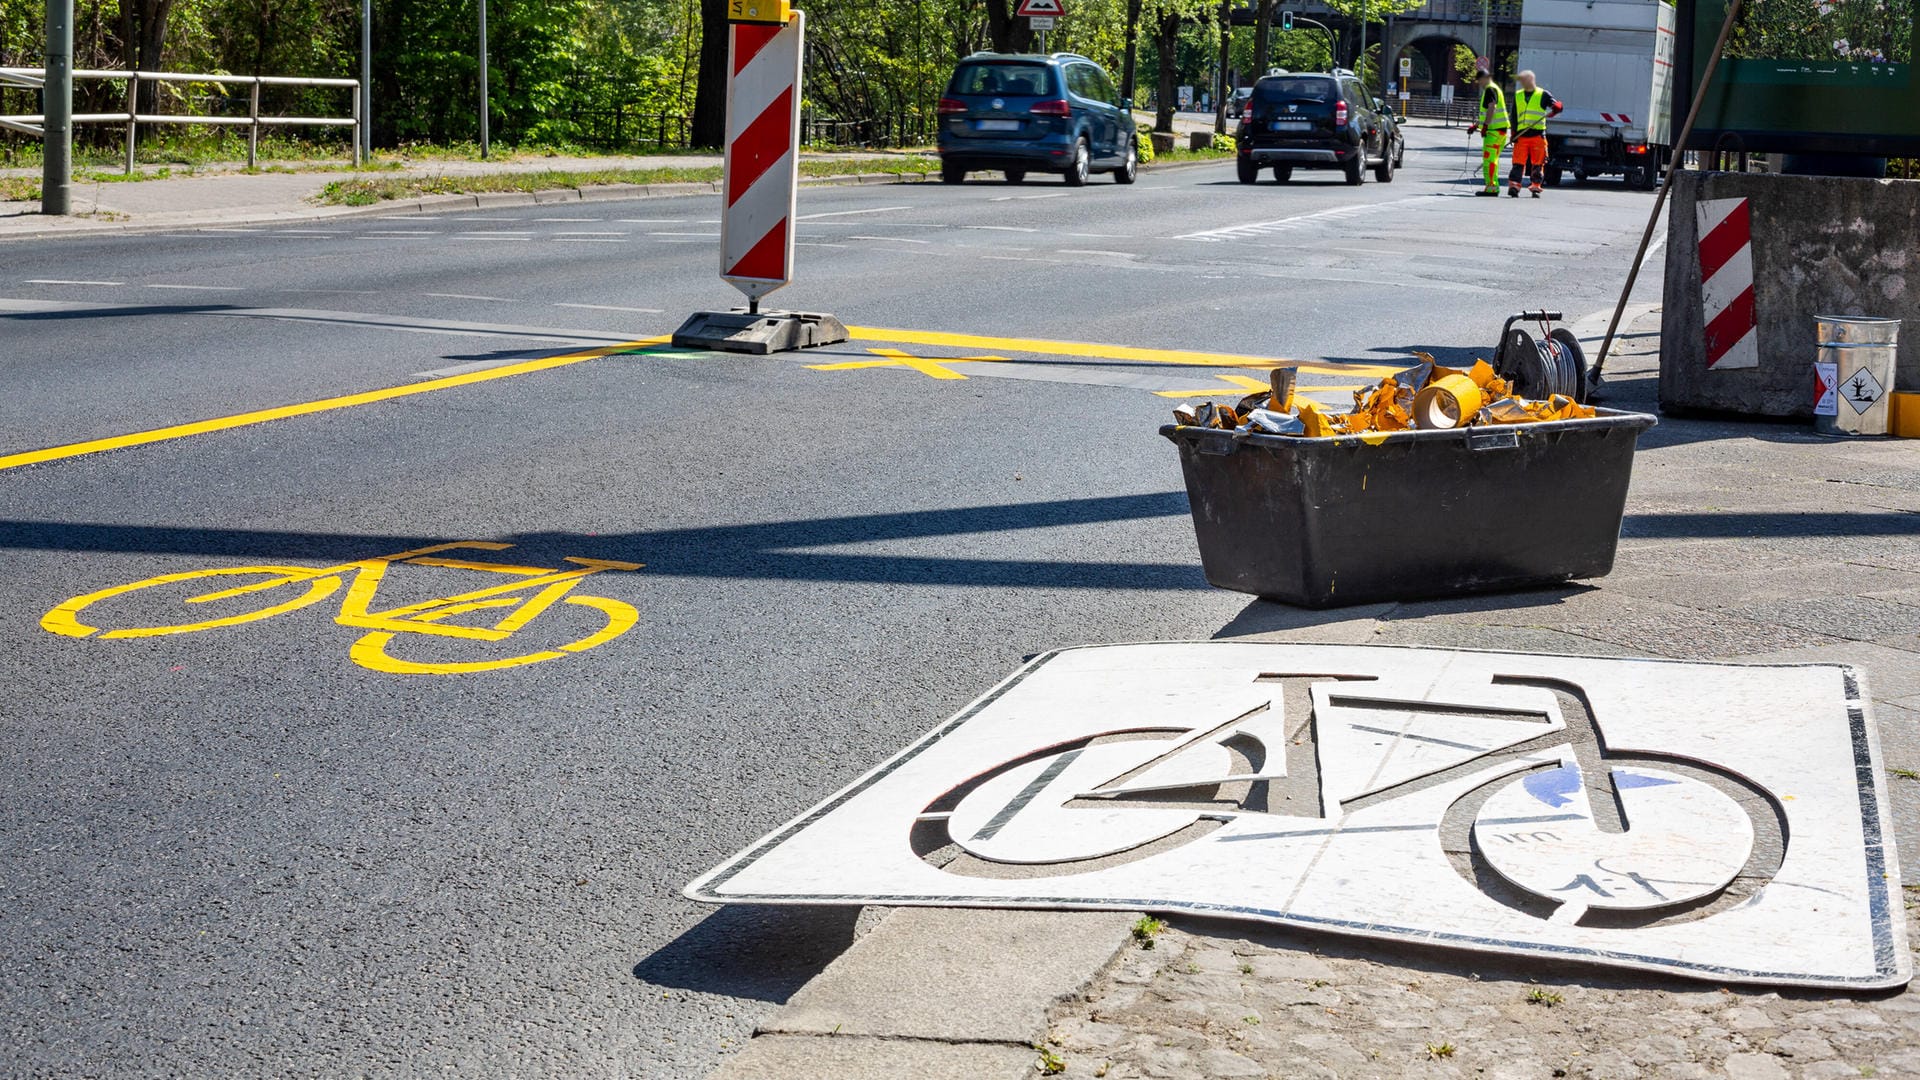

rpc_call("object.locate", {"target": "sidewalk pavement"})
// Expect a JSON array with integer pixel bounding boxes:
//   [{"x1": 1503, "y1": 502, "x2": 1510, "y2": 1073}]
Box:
[
  {"x1": 0, "y1": 150, "x2": 916, "y2": 240},
  {"x1": 708, "y1": 306, "x2": 1920, "y2": 1080}
]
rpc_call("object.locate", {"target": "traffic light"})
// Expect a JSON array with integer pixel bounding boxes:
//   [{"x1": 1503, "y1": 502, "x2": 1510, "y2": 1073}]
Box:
[{"x1": 1280, "y1": 9, "x2": 1293, "y2": 30}]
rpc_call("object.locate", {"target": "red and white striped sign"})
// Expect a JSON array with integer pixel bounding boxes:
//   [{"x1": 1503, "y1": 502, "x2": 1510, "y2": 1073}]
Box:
[
  {"x1": 721, "y1": 12, "x2": 804, "y2": 300},
  {"x1": 1696, "y1": 196, "x2": 1758, "y2": 370},
  {"x1": 1599, "y1": 112, "x2": 1632, "y2": 124}
]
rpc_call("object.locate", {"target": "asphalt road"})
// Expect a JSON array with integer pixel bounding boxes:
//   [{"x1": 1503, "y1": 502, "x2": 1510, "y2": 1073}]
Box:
[{"x1": 0, "y1": 125, "x2": 1666, "y2": 1078}]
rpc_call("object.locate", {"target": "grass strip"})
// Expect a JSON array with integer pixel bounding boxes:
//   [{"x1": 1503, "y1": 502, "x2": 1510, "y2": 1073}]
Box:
[{"x1": 313, "y1": 156, "x2": 939, "y2": 206}]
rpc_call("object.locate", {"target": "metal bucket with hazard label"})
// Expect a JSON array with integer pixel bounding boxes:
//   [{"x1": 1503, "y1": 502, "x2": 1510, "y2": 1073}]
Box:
[{"x1": 1814, "y1": 315, "x2": 1900, "y2": 437}]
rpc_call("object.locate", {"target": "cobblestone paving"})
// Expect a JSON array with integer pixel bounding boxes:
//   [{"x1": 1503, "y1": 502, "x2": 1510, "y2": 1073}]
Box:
[{"x1": 1042, "y1": 911, "x2": 1920, "y2": 1080}]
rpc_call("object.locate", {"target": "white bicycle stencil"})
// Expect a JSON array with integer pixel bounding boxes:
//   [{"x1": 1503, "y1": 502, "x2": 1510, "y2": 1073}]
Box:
[{"x1": 689, "y1": 644, "x2": 1907, "y2": 989}]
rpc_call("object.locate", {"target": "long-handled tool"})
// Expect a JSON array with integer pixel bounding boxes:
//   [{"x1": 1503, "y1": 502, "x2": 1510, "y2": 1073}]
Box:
[{"x1": 1588, "y1": 0, "x2": 1750, "y2": 394}]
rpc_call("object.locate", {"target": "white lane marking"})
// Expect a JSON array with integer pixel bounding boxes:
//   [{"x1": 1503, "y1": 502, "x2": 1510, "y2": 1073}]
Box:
[
  {"x1": 458, "y1": 230, "x2": 534, "y2": 236},
  {"x1": 794, "y1": 241, "x2": 848, "y2": 248},
  {"x1": 531, "y1": 217, "x2": 597, "y2": 222},
  {"x1": 552, "y1": 231, "x2": 628, "y2": 236},
  {"x1": 554, "y1": 237, "x2": 628, "y2": 243},
  {"x1": 146, "y1": 283, "x2": 243, "y2": 291},
  {"x1": 850, "y1": 235, "x2": 930, "y2": 244},
  {"x1": 696, "y1": 219, "x2": 721, "y2": 224},
  {"x1": 273, "y1": 230, "x2": 337, "y2": 236},
  {"x1": 1174, "y1": 196, "x2": 1431, "y2": 241},
  {"x1": 555, "y1": 302, "x2": 665, "y2": 313},
  {"x1": 1057, "y1": 249, "x2": 1136, "y2": 258},
  {"x1": 795, "y1": 205, "x2": 911, "y2": 220},
  {"x1": 365, "y1": 231, "x2": 438, "y2": 237},
  {"x1": 1644, "y1": 228, "x2": 1669, "y2": 258},
  {"x1": 198, "y1": 227, "x2": 263, "y2": 233},
  {"x1": 650, "y1": 231, "x2": 721, "y2": 237},
  {"x1": 616, "y1": 218, "x2": 690, "y2": 224},
  {"x1": 1063, "y1": 232, "x2": 1126, "y2": 238},
  {"x1": 25, "y1": 279, "x2": 123, "y2": 286},
  {"x1": 426, "y1": 293, "x2": 519, "y2": 302},
  {"x1": 453, "y1": 235, "x2": 531, "y2": 240},
  {"x1": 964, "y1": 225, "x2": 1036, "y2": 233},
  {"x1": 989, "y1": 192, "x2": 1071, "y2": 201}
]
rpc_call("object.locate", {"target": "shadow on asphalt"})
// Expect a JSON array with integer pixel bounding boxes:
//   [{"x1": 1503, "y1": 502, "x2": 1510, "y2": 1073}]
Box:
[
  {"x1": 0, "y1": 492, "x2": 1210, "y2": 589},
  {"x1": 634, "y1": 904, "x2": 861, "y2": 1003}
]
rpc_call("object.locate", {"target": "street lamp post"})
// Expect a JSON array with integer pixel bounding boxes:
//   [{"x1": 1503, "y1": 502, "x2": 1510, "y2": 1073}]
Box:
[
  {"x1": 478, "y1": 0, "x2": 490, "y2": 158},
  {"x1": 361, "y1": 0, "x2": 372, "y2": 160},
  {"x1": 41, "y1": 0, "x2": 73, "y2": 215}
]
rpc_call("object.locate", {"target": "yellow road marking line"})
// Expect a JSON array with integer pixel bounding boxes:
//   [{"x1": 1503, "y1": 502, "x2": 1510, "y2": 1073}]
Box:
[
  {"x1": 1155, "y1": 378, "x2": 1374, "y2": 400},
  {"x1": 846, "y1": 326, "x2": 1405, "y2": 378},
  {"x1": 807, "y1": 348, "x2": 1011, "y2": 381},
  {"x1": 0, "y1": 336, "x2": 669, "y2": 474}
]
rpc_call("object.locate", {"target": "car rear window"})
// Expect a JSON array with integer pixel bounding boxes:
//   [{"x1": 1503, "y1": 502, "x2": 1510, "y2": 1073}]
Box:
[
  {"x1": 1253, "y1": 77, "x2": 1335, "y2": 104},
  {"x1": 950, "y1": 62, "x2": 1055, "y2": 97}
]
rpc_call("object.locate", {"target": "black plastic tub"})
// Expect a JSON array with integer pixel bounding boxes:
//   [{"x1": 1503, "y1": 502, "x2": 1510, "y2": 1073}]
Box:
[{"x1": 1161, "y1": 410, "x2": 1658, "y2": 608}]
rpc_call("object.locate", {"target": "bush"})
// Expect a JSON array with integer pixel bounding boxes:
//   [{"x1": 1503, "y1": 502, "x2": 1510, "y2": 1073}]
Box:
[
  {"x1": 1136, "y1": 128, "x2": 1155, "y2": 164},
  {"x1": 1213, "y1": 133, "x2": 1236, "y2": 155}
]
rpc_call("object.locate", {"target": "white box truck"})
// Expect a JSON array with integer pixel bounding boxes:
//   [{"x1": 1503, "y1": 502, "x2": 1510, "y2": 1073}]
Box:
[{"x1": 1517, "y1": 0, "x2": 1675, "y2": 189}]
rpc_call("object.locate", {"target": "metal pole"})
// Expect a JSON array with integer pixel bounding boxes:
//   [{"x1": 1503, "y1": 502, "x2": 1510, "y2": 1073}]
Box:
[
  {"x1": 478, "y1": 0, "x2": 490, "y2": 158},
  {"x1": 41, "y1": 0, "x2": 73, "y2": 215},
  {"x1": 360, "y1": 0, "x2": 372, "y2": 160},
  {"x1": 350, "y1": 83, "x2": 362, "y2": 165},
  {"x1": 124, "y1": 73, "x2": 137, "y2": 174},
  {"x1": 247, "y1": 79, "x2": 261, "y2": 169},
  {"x1": 1591, "y1": 0, "x2": 1749, "y2": 383}
]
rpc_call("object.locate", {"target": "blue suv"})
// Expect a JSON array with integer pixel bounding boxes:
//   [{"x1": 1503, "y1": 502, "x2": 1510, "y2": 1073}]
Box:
[{"x1": 936, "y1": 53, "x2": 1138, "y2": 186}]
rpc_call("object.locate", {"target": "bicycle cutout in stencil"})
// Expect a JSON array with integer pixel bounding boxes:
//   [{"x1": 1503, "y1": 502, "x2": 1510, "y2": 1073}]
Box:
[{"x1": 43, "y1": 542, "x2": 642, "y2": 675}]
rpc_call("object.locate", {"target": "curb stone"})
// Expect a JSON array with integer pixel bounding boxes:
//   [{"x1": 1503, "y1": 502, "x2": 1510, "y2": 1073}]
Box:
[
  {"x1": 0, "y1": 171, "x2": 930, "y2": 243},
  {"x1": 706, "y1": 907, "x2": 1139, "y2": 1080},
  {"x1": 0, "y1": 158, "x2": 1229, "y2": 243}
]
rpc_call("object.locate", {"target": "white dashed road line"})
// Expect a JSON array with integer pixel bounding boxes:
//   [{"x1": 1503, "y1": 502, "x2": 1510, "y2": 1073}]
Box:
[
  {"x1": 795, "y1": 206, "x2": 911, "y2": 220},
  {"x1": 554, "y1": 303, "x2": 665, "y2": 313},
  {"x1": 25, "y1": 279, "x2": 123, "y2": 286}
]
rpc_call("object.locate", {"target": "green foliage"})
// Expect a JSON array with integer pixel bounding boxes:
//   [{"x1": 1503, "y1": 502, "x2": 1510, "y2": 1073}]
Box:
[
  {"x1": 1730, "y1": 0, "x2": 1912, "y2": 64},
  {"x1": 1211, "y1": 131, "x2": 1234, "y2": 154},
  {"x1": 310, "y1": 153, "x2": 935, "y2": 202},
  {"x1": 1035, "y1": 1045, "x2": 1067, "y2": 1075},
  {"x1": 1135, "y1": 124, "x2": 1155, "y2": 163},
  {"x1": 1130, "y1": 915, "x2": 1167, "y2": 947}
]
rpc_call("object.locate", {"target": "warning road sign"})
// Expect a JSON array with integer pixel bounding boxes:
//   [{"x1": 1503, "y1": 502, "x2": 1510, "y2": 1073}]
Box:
[{"x1": 1016, "y1": 0, "x2": 1064, "y2": 16}]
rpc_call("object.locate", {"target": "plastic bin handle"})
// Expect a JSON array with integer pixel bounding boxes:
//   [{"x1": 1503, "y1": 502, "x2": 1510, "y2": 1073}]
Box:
[{"x1": 1468, "y1": 430, "x2": 1521, "y2": 451}]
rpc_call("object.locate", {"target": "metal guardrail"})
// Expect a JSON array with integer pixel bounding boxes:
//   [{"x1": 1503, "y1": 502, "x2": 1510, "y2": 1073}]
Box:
[{"x1": 0, "y1": 67, "x2": 362, "y2": 171}]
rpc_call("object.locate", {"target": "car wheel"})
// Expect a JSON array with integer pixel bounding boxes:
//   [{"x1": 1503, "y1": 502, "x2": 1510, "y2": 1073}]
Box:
[
  {"x1": 941, "y1": 161, "x2": 966, "y2": 184},
  {"x1": 1394, "y1": 140, "x2": 1404, "y2": 168},
  {"x1": 1237, "y1": 158, "x2": 1260, "y2": 184},
  {"x1": 1064, "y1": 138, "x2": 1091, "y2": 186},
  {"x1": 1114, "y1": 142, "x2": 1138, "y2": 184},
  {"x1": 1005, "y1": 170, "x2": 1026, "y2": 183},
  {"x1": 1374, "y1": 153, "x2": 1394, "y2": 183},
  {"x1": 1344, "y1": 152, "x2": 1365, "y2": 186},
  {"x1": 1272, "y1": 165, "x2": 1293, "y2": 183}
]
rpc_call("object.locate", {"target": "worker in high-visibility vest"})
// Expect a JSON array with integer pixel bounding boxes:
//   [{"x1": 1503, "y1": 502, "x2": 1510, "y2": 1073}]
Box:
[
  {"x1": 1507, "y1": 70, "x2": 1564, "y2": 198},
  {"x1": 1465, "y1": 69, "x2": 1507, "y2": 197}
]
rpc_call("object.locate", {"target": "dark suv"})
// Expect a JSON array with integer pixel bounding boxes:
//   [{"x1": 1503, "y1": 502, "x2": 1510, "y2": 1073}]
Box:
[
  {"x1": 937, "y1": 53, "x2": 1139, "y2": 186},
  {"x1": 1235, "y1": 70, "x2": 1397, "y2": 185}
]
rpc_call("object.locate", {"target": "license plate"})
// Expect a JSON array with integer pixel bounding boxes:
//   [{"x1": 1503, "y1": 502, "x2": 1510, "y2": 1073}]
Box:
[
  {"x1": 976, "y1": 119, "x2": 1021, "y2": 132},
  {"x1": 1564, "y1": 137, "x2": 1600, "y2": 148},
  {"x1": 1269, "y1": 120, "x2": 1311, "y2": 132}
]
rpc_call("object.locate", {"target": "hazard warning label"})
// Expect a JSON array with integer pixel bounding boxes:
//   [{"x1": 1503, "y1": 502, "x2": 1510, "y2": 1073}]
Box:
[
  {"x1": 1016, "y1": 0, "x2": 1065, "y2": 16},
  {"x1": 1842, "y1": 367, "x2": 1884, "y2": 415},
  {"x1": 1814, "y1": 362, "x2": 1838, "y2": 416}
]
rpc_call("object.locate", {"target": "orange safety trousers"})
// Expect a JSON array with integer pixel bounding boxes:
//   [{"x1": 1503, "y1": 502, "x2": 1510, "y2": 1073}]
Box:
[{"x1": 1510, "y1": 134, "x2": 1549, "y2": 192}]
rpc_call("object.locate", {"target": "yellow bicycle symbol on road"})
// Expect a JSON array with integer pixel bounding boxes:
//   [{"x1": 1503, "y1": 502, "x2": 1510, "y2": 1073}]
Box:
[{"x1": 42, "y1": 542, "x2": 642, "y2": 675}]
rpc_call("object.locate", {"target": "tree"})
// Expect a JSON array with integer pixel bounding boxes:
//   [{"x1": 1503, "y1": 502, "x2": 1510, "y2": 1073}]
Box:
[
  {"x1": 119, "y1": 0, "x2": 176, "y2": 113},
  {"x1": 1248, "y1": 0, "x2": 1271, "y2": 80},
  {"x1": 1211, "y1": 0, "x2": 1228, "y2": 132},
  {"x1": 691, "y1": 0, "x2": 725, "y2": 147},
  {"x1": 984, "y1": 0, "x2": 1034, "y2": 53}
]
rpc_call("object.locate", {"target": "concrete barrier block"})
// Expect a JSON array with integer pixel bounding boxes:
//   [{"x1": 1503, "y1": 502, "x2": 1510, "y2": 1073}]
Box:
[
  {"x1": 1149, "y1": 132, "x2": 1176, "y2": 156},
  {"x1": 1189, "y1": 131, "x2": 1214, "y2": 152},
  {"x1": 1661, "y1": 170, "x2": 1920, "y2": 418}
]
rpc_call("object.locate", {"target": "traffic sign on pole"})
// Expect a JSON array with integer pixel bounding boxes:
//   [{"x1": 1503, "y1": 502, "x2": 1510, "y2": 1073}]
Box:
[
  {"x1": 672, "y1": 7, "x2": 849, "y2": 354},
  {"x1": 1399, "y1": 57, "x2": 1412, "y2": 77},
  {"x1": 1027, "y1": 15, "x2": 1056, "y2": 29},
  {"x1": 1015, "y1": 0, "x2": 1065, "y2": 16}
]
